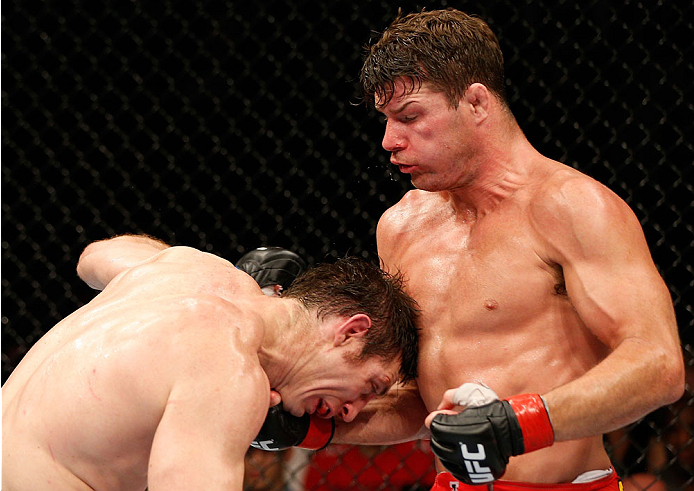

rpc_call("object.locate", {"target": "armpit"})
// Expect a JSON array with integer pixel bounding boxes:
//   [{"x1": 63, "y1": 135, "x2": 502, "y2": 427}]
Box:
[{"x1": 551, "y1": 264, "x2": 567, "y2": 296}]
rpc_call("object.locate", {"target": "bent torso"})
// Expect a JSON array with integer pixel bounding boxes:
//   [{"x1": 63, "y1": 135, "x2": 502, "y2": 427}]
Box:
[
  {"x1": 381, "y1": 179, "x2": 613, "y2": 482},
  {"x1": 2, "y1": 248, "x2": 266, "y2": 491}
]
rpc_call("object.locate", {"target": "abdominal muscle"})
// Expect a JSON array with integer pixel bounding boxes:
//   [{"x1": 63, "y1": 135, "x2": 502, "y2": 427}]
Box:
[{"x1": 416, "y1": 308, "x2": 613, "y2": 483}]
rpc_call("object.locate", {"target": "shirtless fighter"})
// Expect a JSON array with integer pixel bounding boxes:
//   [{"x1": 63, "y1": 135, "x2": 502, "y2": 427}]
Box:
[
  {"x1": 255, "y1": 9, "x2": 685, "y2": 490},
  {"x1": 1, "y1": 234, "x2": 419, "y2": 490}
]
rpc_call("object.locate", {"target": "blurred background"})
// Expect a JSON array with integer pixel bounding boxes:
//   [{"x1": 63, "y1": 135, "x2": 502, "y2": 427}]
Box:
[{"x1": 2, "y1": 1, "x2": 692, "y2": 489}]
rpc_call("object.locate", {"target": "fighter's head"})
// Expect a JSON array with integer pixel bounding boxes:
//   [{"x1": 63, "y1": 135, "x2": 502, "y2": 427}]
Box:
[
  {"x1": 283, "y1": 257, "x2": 420, "y2": 385},
  {"x1": 360, "y1": 8, "x2": 507, "y2": 110}
]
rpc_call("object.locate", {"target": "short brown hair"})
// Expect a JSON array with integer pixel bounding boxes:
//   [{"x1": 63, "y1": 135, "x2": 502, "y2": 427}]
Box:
[
  {"x1": 283, "y1": 257, "x2": 420, "y2": 383},
  {"x1": 360, "y1": 8, "x2": 507, "y2": 109}
]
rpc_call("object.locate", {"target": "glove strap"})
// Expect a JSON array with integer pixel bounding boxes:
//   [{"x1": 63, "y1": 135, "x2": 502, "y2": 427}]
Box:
[
  {"x1": 299, "y1": 414, "x2": 335, "y2": 451},
  {"x1": 506, "y1": 394, "x2": 554, "y2": 453}
]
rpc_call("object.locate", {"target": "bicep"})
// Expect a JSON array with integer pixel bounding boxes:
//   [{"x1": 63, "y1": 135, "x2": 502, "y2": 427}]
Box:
[
  {"x1": 534, "y1": 179, "x2": 677, "y2": 348},
  {"x1": 148, "y1": 366, "x2": 269, "y2": 490}
]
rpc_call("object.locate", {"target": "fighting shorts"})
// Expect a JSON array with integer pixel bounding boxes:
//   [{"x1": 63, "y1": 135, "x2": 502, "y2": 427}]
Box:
[{"x1": 430, "y1": 469, "x2": 622, "y2": 491}]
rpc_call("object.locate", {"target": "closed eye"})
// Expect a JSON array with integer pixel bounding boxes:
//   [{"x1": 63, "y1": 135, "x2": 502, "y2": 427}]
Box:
[{"x1": 372, "y1": 382, "x2": 388, "y2": 397}]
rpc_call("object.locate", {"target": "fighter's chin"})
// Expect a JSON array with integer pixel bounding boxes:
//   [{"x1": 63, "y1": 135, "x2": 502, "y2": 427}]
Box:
[
  {"x1": 408, "y1": 177, "x2": 435, "y2": 191},
  {"x1": 408, "y1": 175, "x2": 452, "y2": 192},
  {"x1": 281, "y1": 400, "x2": 306, "y2": 417}
]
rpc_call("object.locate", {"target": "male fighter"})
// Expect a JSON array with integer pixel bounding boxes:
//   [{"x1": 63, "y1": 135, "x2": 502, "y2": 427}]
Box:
[
  {"x1": 2, "y1": 234, "x2": 419, "y2": 490},
  {"x1": 237, "y1": 246, "x2": 313, "y2": 491},
  {"x1": 255, "y1": 9, "x2": 685, "y2": 490}
]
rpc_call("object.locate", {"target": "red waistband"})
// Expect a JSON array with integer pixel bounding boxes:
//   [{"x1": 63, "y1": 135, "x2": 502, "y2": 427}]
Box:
[{"x1": 431, "y1": 471, "x2": 622, "y2": 491}]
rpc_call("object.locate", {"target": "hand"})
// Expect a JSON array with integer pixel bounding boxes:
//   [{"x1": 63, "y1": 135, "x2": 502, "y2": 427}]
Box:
[
  {"x1": 269, "y1": 389, "x2": 281, "y2": 407},
  {"x1": 427, "y1": 383, "x2": 554, "y2": 485},
  {"x1": 425, "y1": 382, "x2": 502, "y2": 423},
  {"x1": 251, "y1": 404, "x2": 335, "y2": 452}
]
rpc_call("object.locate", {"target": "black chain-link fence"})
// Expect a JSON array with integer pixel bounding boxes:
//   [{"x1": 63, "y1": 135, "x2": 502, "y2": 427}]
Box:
[{"x1": 3, "y1": 1, "x2": 693, "y2": 489}]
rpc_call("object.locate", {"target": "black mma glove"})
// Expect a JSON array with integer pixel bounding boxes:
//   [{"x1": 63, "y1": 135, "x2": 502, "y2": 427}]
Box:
[
  {"x1": 251, "y1": 404, "x2": 335, "y2": 451},
  {"x1": 430, "y1": 392, "x2": 554, "y2": 485},
  {"x1": 236, "y1": 247, "x2": 307, "y2": 291}
]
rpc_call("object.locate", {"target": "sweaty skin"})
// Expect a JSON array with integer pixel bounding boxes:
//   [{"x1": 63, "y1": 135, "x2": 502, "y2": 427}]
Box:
[
  {"x1": 3, "y1": 244, "x2": 269, "y2": 490},
  {"x1": 334, "y1": 81, "x2": 683, "y2": 483},
  {"x1": 2, "y1": 237, "x2": 398, "y2": 491}
]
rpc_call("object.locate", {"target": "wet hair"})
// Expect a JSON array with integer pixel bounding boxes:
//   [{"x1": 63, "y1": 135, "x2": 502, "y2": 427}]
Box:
[
  {"x1": 360, "y1": 8, "x2": 507, "y2": 109},
  {"x1": 283, "y1": 257, "x2": 420, "y2": 383}
]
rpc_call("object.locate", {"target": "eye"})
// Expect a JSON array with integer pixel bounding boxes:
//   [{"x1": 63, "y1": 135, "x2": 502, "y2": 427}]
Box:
[{"x1": 400, "y1": 115, "x2": 417, "y2": 123}]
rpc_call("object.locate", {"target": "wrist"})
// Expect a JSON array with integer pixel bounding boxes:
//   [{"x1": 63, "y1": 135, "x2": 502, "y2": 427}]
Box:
[{"x1": 505, "y1": 393, "x2": 554, "y2": 453}]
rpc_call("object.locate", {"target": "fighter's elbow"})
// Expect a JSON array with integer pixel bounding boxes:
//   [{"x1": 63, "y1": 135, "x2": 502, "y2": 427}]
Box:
[
  {"x1": 654, "y1": 348, "x2": 686, "y2": 405},
  {"x1": 665, "y1": 364, "x2": 686, "y2": 405},
  {"x1": 76, "y1": 244, "x2": 94, "y2": 278},
  {"x1": 76, "y1": 241, "x2": 109, "y2": 290}
]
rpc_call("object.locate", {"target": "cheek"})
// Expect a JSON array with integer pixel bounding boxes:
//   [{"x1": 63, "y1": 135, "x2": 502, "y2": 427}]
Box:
[{"x1": 417, "y1": 119, "x2": 462, "y2": 151}]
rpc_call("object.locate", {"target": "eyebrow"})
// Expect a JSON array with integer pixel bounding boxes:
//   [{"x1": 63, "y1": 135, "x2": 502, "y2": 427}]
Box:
[{"x1": 378, "y1": 100, "x2": 416, "y2": 115}]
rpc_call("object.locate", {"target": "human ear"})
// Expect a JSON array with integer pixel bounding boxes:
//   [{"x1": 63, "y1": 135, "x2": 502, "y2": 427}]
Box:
[
  {"x1": 463, "y1": 83, "x2": 490, "y2": 123},
  {"x1": 333, "y1": 314, "x2": 372, "y2": 346}
]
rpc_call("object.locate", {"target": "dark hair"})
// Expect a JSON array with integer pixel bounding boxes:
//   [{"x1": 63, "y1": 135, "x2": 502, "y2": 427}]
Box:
[
  {"x1": 360, "y1": 8, "x2": 507, "y2": 109},
  {"x1": 283, "y1": 257, "x2": 420, "y2": 383}
]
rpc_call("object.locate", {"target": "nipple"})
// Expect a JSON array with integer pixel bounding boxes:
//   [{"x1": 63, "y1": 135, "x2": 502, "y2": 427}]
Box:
[{"x1": 484, "y1": 298, "x2": 499, "y2": 310}]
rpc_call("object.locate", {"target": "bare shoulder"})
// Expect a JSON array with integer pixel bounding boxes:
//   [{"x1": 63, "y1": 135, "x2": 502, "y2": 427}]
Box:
[
  {"x1": 149, "y1": 295, "x2": 271, "y2": 463},
  {"x1": 174, "y1": 293, "x2": 259, "y2": 325},
  {"x1": 155, "y1": 246, "x2": 235, "y2": 268},
  {"x1": 379, "y1": 190, "x2": 447, "y2": 235},
  {"x1": 168, "y1": 296, "x2": 269, "y2": 417},
  {"x1": 167, "y1": 294, "x2": 265, "y2": 360},
  {"x1": 527, "y1": 163, "x2": 645, "y2": 259},
  {"x1": 384, "y1": 189, "x2": 444, "y2": 215}
]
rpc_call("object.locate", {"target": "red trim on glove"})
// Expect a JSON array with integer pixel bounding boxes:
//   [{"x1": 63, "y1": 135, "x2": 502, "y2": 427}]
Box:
[
  {"x1": 299, "y1": 414, "x2": 334, "y2": 450},
  {"x1": 506, "y1": 394, "x2": 554, "y2": 453}
]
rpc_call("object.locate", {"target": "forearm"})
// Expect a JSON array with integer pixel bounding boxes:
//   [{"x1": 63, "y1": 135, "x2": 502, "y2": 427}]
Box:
[
  {"x1": 428, "y1": 345, "x2": 683, "y2": 487},
  {"x1": 333, "y1": 383, "x2": 430, "y2": 445},
  {"x1": 77, "y1": 234, "x2": 170, "y2": 290},
  {"x1": 544, "y1": 336, "x2": 684, "y2": 442}
]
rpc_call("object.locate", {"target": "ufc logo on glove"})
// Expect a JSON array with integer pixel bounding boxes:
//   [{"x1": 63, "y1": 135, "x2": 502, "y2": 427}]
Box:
[
  {"x1": 460, "y1": 443, "x2": 494, "y2": 483},
  {"x1": 429, "y1": 383, "x2": 554, "y2": 485},
  {"x1": 250, "y1": 439, "x2": 280, "y2": 451}
]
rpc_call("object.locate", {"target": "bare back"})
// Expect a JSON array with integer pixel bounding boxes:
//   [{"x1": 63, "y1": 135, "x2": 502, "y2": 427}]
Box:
[
  {"x1": 2, "y1": 247, "x2": 270, "y2": 490},
  {"x1": 378, "y1": 163, "x2": 616, "y2": 481}
]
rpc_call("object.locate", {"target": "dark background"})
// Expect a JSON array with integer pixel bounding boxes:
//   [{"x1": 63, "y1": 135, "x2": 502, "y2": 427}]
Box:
[{"x1": 3, "y1": 0, "x2": 693, "y2": 488}]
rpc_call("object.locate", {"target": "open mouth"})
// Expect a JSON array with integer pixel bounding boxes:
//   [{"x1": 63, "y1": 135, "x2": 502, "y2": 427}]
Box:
[
  {"x1": 316, "y1": 398, "x2": 332, "y2": 418},
  {"x1": 394, "y1": 162, "x2": 416, "y2": 173}
]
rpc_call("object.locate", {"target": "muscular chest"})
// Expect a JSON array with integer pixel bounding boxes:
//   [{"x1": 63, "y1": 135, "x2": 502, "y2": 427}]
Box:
[
  {"x1": 388, "y1": 212, "x2": 570, "y2": 403},
  {"x1": 399, "y1": 217, "x2": 559, "y2": 330}
]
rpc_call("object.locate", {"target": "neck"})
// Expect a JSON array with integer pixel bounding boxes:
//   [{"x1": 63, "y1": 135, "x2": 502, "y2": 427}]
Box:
[
  {"x1": 446, "y1": 126, "x2": 542, "y2": 219},
  {"x1": 256, "y1": 299, "x2": 319, "y2": 391}
]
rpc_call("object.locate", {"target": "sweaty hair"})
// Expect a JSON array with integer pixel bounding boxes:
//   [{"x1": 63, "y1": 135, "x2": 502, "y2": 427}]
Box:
[
  {"x1": 283, "y1": 257, "x2": 420, "y2": 384},
  {"x1": 360, "y1": 8, "x2": 507, "y2": 109}
]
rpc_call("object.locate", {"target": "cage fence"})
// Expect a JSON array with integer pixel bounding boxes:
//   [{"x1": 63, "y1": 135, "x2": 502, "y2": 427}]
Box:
[{"x1": 2, "y1": 1, "x2": 693, "y2": 490}]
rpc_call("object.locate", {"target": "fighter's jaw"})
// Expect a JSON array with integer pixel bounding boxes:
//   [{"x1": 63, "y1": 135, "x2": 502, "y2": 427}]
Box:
[{"x1": 287, "y1": 396, "x2": 335, "y2": 419}]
